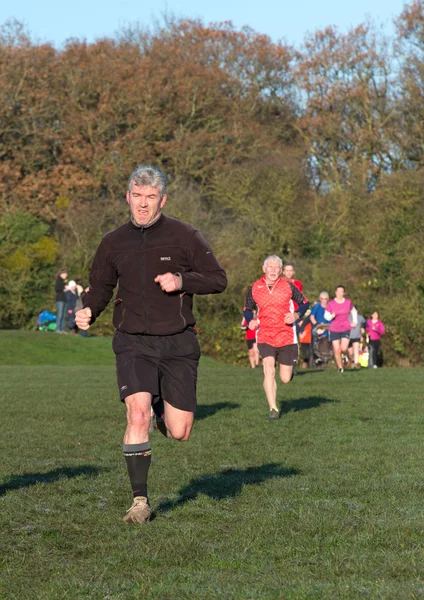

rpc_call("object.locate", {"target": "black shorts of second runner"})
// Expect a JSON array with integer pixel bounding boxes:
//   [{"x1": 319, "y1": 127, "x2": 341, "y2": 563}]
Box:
[
  {"x1": 349, "y1": 337, "x2": 361, "y2": 348},
  {"x1": 246, "y1": 338, "x2": 256, "y2": 350},
  {"x1": 329, "y1": 330, "x2": 351, "y2": 342},
  {"x1": 112, "y1": 328, "x2": 201, "y2": 412},
  {"x1": 258, "y1": 343, "x2": 298, "y2": 366}
]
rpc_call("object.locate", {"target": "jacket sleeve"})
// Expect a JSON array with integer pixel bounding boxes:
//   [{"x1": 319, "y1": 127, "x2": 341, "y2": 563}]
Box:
[
  {"x1": 289, "y1": 282, "x2": 310, "y2": 318},
  {"x1": 84, "y1": 237, "x2": 118, "y2": 323},
  {"x1": 243, "y1": 286, "x2": 257, "y2": 322},
  {"x1": 179, "y1": 231, "x2": 227, "y2": 295}
]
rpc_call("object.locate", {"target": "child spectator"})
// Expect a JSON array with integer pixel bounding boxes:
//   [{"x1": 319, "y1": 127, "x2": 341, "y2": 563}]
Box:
[{"x1": 65, "y1": 280, "x2": 79, "y2": 334}]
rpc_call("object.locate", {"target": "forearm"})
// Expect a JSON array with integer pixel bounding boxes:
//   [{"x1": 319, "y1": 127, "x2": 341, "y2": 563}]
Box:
[
  {"x1": 84, "y1": 240, "x2": 117, "y2": 322},
  {"x1": 183, "y1": 231, "x2": 227, "y2": 295},
  {"x1": 296, "y1": 301, "x2": 310, "y2": 319},
  {"x1": 243, "y1": 309, "x2": 254, "y2": 323},
  {"x1": 180, "y1": 269, "x2": 227, "y2": 295}
]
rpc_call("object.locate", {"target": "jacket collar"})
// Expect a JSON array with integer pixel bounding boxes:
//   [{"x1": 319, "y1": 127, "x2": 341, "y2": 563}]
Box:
[{"x1": 128, "y1": 213, "x2": 165, "y2": 232}]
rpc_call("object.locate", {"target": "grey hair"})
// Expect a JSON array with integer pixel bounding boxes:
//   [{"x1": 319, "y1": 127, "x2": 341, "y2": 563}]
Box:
[
  {"x1": 263, "y1": 255, "x2": 283, "y2": 268},
  {"x1": 319, "y1": 291, "x2": 329, "y2": 299},
  {"x1": 127, "y1": 165, "x2": 167, "y2": 198}
]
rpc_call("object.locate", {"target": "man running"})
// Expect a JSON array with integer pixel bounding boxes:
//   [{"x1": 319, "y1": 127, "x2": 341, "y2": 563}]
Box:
[
  {"x1": 244, "y1": 255, "x2": 309, "y2": 421},
  {"x1": 282, "y1": 262, "x2": 303, "y2": 293},
  {"x1": 76, "y1": 165, "x2": 227, "y2": 524}
]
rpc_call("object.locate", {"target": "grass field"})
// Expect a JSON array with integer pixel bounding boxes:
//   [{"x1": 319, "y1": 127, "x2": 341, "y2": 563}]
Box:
[{"x1": 1, "y1": 331, "x2": 424, "y2": 599}]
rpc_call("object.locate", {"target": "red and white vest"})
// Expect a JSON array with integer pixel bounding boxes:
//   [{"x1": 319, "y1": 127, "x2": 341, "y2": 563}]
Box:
[{"x1": 252, "y1": 276, "x2": 298, "y2": 347}]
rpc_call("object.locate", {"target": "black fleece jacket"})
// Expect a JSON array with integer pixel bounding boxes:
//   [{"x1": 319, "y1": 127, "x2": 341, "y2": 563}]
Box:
[{"x1": 84, "y1": 215, "x2": 227, "y2": 335}]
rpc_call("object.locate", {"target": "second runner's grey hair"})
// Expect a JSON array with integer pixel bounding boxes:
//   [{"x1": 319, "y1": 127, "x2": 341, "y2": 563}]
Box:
[
  {"x1": 263, "y1": 255, "x2": 283, "y2": 268},
  {"x1": 127, "y1": 165, "x2": 167, "y2": 198}
]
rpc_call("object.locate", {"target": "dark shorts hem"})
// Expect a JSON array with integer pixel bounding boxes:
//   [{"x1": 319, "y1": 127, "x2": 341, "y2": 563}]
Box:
[
  {"x1": 257, "y1": 343, "x2": 298, "y2": 366},
  {"x1": 246, "y1": 338, "x2": 256, "y2": 350},
  {"x1": 329, "y1": 330, "x2": 351, "y2": 342}
]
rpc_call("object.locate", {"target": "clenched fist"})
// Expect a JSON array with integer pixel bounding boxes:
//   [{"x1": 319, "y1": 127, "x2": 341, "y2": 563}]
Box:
[
  {"x1": 75, "y1": 307, "x2": 92, "y2": 331},
  {"x1": 154, "y1": 273, "x2": 182, "y2": 293}
]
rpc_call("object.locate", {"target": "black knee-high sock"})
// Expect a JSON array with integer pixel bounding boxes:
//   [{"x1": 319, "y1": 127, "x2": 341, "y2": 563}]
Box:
[{"x1": 123, "y1": 443, "x2": 151, "y2": 499}]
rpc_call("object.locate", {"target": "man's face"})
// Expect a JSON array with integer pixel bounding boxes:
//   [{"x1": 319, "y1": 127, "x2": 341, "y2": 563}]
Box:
[
  {"x1": 126, "y1": 183, "x2": 167, "y2": 227},
  {"x1": 263, "y1": 259, "x2": 282, "y2": 284},
  {"x1": 283, "y1": 265, "x2": 295, "y2": 279},
  {"x1": 320, "y1": 295, "x2": 328, "y2": 307},
  {"x1": 335, "y1": 286, "x2": 345, "y2": 300}
]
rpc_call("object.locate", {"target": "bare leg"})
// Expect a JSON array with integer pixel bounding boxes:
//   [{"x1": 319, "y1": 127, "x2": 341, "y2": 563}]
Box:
[
  {"x1": 340, "y1": 338, "x2": 350, "y2": 366},
  {"x1": 248, "y1": 347, "x2": 257, "y2": 369},
  {"x1": 124, "y1": 392, "x2": 152, "y2": 444},
  {"x1": 352, "y1": 341, "x2": 360, "y2": 365},
  {"x1": 279, "y1": 364, "x2": 294, "y2": 384},
  {"x1": 262, "y1": 356, "x2": 278, "y2": 411},
  {"x1": 252, "y1": 343, "x2": 260, "y2": 367},
  {"x1": 332, "y1": 339, "x2": 342, "y2": 369},
  {"x1": 122, "y1": 392, "x2": 153, "y2": 522},
  {"x1": 163, "y1": 401, "x2": 194, "y2": 441}
]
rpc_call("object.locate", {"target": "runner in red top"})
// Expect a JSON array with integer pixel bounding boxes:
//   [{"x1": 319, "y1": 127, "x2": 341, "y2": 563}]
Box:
[
  {"x1": 283, "y1": 262, "x2": 303, "y2": 311},
  {"x1": 241, "y1": 308, "x2": 259, "y2": 369},
  {"x1": 244, "y1": 255, "x2": 309, "y2": 421}
]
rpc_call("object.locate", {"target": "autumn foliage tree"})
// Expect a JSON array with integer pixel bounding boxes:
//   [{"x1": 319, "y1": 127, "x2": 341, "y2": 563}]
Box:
[{"x1": 0, "y1": 8, "x2": 423, "y2": 364}]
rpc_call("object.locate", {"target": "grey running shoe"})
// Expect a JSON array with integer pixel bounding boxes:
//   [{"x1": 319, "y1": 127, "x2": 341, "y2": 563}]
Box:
[
  {"x1": 266, "y1": 409, "x2": 280, "y2": 421},
  {"x1": 122, "y1": 496, "x2": 151, "y2": 525},
  {"x1": 338, "y1": 368, "x2": 344, "y2": 373}
]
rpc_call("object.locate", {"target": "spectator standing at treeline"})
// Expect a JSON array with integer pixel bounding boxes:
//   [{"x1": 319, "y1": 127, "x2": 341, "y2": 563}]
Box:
[
  {"x1": 366, "y1": 311, "x2": 385, "y2": 368},
  {"x1": 65, "y1": 280, "x2": 79, "y2": 334},
  {"x1": 54, "y1": 269, "x2": 68, "y2": 333}
]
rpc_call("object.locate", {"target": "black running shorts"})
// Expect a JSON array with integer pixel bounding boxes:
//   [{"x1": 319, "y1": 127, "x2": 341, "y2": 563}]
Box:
[
  {"x1": 257, "y1": 343, "x2": 298, "y2": 366},
  {"x1": 112, "y1": 328, "x2": 200, "y2": 412}
]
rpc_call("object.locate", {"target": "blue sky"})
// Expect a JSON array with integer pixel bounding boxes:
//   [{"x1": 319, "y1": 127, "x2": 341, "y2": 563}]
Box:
[{"x1": 0, "y1": 0, "x2": 406, "y2": 47}]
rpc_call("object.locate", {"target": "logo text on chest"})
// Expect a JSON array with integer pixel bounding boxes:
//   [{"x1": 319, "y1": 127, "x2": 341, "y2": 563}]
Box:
[{"x1": 160, "y1": 257, "x2": 171, "y2": 261}]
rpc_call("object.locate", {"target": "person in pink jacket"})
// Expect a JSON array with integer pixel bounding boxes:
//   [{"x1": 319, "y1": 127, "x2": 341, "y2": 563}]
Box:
[{"x1": 366, "y1": 311, "x2": 385, "y2": 368}]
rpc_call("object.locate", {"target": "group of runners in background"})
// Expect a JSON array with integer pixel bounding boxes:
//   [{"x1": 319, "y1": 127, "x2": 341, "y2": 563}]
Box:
[{"x1": 242, "y1": 256, "x2": 386, "y2": 421}]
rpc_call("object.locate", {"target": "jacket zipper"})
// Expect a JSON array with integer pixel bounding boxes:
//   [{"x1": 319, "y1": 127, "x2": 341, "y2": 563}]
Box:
[
  {"x1": 118, "y1": 307, "x2": 126, "y2": 330},
  {"x1": 140, "y1": 227, "x2": 149, "y2": 333},
  {"x1": 179, "y1": 293, "x2": 186, "y2": 329}
]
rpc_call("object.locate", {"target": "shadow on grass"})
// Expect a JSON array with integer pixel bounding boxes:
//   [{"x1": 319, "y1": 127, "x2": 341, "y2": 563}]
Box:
[
  {"x1": 0, "y1": 465, "x2": 103, "y2": 497},
  {"x1": 153, "y1": 463, "x2": 299, "y2": 517},
  {"x1": 196, "y1": 402, "x2": 240, "y2": 421},
  {"x1": 294, "y1": 369, "x2": 326, "y2": 376},
  {"x1": 280, "y1": 396, "x2": 339, "y2": 414}
]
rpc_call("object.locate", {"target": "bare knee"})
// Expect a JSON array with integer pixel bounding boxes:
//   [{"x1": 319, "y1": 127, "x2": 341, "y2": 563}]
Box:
[
  {"x1": 167, "y1": 423, "x2": 192, "y2": 441},
  {"x1": 280, "y1": 374, "x2": 292, "y2": 384},
  {"x1": 126, "y1": 400, "x2": 150, "y2": 429}
]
